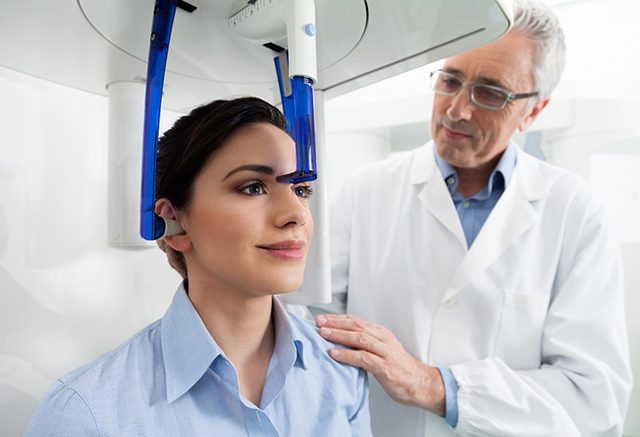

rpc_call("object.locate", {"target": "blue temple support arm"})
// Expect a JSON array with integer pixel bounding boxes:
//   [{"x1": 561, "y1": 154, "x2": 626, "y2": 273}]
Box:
[
  {"x1": 274, "y1": 53, "x2": 318, "y2": 184},
  {"x1": 140, "y1": 0, "x2": 178, "y2": 241}
]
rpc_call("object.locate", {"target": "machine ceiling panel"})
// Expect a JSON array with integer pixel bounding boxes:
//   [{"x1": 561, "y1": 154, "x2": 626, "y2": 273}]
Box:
[{"x1": 0, "y1": 0, "x2": 511, "y2": 111}]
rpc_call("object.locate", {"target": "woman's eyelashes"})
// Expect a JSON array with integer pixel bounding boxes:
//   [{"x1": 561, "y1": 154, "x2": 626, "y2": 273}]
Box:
[
  {"x1": 293, "y1": 184, "x2": 313, "y2": 199},
  {"x1": 239, "y1": 181, "x2": 267, "y2": 196},
  {"x1": 237, "y1": 180, "x2": 313, "y2": 199}
]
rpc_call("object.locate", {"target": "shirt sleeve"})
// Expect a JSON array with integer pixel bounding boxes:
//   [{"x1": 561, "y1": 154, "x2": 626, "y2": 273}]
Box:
[
  {"x1": 348, "y1": 369, "x2": 373, "y2": 437},
  {"x1": 24, "y1": 380, "x2": 99, "y2": 437},
  {"x1": 449, "y1": 199, "x2": 632, "y2": 436},
  {"x1": 437, "y1": 367, "x2": 459, "y2": 427}
]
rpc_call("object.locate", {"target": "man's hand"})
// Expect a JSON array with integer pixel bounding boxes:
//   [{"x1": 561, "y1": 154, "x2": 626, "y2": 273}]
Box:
[{"x1": 316, "y1": 313, "x2": 446, "y2": 416}]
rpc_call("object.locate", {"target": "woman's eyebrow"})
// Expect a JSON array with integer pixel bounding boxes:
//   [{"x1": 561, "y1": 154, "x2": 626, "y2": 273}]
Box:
[{"x1": 223, "y1": 164, "x2": 274, "y2": 181}]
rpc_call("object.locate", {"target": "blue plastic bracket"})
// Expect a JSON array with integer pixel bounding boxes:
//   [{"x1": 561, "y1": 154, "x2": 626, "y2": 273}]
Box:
[
  {"x1": 274, "y1": 52, "x2": 318, "y2": 184},
  {"x1": 140, "y1": 1, "x2": 318, "y2": 240},
  {"x1": 140, "y1": 0, "x2": 178, "y2": 241}
]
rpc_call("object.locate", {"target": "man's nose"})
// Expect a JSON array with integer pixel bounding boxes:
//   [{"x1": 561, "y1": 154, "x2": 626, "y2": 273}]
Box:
[{"x1": 446, "y1": 87, "x2": 473, "y2": 121}]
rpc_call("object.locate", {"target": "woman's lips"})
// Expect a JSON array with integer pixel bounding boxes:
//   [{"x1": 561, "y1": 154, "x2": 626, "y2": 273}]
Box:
[
  {"x1": 443, "y1": 126, "x2": 472, "y2": 140},
  {"x1": 257, "y1": 240, "x2": 305, "y2": 260}
]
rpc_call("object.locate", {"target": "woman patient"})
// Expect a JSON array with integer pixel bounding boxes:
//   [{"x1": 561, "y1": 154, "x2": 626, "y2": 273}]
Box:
[{"x1": 26, "y1": 97, "x2": 371, "y2": 436}]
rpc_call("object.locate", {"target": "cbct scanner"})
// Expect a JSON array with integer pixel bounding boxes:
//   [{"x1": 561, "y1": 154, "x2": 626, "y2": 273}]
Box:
[{"x1": 0, "y1": 0, "x2": 513, "y2": 305}]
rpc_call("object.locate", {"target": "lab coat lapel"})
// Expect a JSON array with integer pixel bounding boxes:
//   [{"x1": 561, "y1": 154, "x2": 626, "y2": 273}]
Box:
[
  {"x1": 443, "y1": 150, "x2": 550, "y2": 301},
  {"x1": 414, "y1": 144, "x2": 467, "y2": 249}
]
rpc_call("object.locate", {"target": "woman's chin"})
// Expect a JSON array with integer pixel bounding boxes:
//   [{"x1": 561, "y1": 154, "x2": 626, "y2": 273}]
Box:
[{"x1": 270, "y1": 277, "x2": 304, "y2": 295}]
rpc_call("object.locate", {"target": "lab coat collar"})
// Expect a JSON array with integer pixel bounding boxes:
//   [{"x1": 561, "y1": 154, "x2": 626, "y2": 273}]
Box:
[
  {"x1": 412, "y1": 142, "x2": 467, "y2": 248},
  {"x1": 412, "y1": 141, "x2": 552, "y2": 301},
  {"x1": 443, "y1": 145, "x2": 552, "y2": 300}
]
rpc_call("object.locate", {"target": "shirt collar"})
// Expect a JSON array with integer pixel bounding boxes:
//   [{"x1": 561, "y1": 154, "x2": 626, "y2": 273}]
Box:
[
  {"x1": 433, "y1": 141, "x2": 518, "y2": 197},
  {"x1": 160, "y1": 283, "x2": 306, "y2": 403},
  {"x1": 161, "y1": 282, "x2": 223, "y2": 403},
  {"x1": 272, "y1": 296, "x2": 307, "y2": 371},
  {"x1": 494, "y1": 141, "x2": 517, "y2": 188}
]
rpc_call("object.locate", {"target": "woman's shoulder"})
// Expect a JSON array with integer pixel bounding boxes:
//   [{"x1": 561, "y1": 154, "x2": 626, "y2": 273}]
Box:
[
  {"x1": 25, "y1": 320, "x2": 163, "y2": 435},
  {"x1": 44, "y1": 320, "x2": 162, "y2": 409},
  {"x1": 285, "y1": 310, "x2": 367, "y2": 384}
]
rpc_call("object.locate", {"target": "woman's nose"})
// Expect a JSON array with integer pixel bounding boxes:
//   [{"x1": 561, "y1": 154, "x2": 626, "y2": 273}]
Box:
[{"x1": 272, "y1": 189, "x2": 309, "y2": 229}]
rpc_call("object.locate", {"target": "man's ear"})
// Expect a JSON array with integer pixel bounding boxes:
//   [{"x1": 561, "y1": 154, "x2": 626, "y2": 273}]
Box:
[
  {"x1": 518, "y1": 98, "x2": 550, "y2": 132},
  {"x1": 155, "y1": 198, "x2": 191, "y2": 252}
]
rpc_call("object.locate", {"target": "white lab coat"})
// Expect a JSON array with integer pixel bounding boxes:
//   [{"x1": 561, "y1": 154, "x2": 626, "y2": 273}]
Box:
[{"x1": 329, "y1": 141, "x2": 632, "y2": 437}]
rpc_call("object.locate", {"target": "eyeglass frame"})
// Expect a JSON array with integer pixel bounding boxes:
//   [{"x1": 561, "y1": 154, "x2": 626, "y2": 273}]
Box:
[{"x1": 429, "y1": 69, "x2": 539, "y2": 111}]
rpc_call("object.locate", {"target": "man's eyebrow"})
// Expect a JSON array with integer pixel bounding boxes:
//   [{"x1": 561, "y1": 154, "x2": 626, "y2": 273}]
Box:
[
  {"x1": 475, "y1": 75, "x2": 508, "y2": 89},
  {"x1": 442, "y1": 67, "x2": 508, "y2": 89},
  {"x1": 442, "y1": 67, "x2": 464, "y2": 77},
  {"x1": 223, "y1": 164, "x2": 274, "y2": 181}
]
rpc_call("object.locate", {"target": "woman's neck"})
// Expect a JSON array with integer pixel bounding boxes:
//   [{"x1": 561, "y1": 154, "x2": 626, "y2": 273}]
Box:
[{"x1": 186, "y1": 276, "x2": 275, "y2": 407}]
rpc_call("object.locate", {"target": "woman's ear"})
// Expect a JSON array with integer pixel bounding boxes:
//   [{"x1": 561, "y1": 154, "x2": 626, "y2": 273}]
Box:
[{"x1": 155, "y1": 198, "x2": 191, "y2": 252}]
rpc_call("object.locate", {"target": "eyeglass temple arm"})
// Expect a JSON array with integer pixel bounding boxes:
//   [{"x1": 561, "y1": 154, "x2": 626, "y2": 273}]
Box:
[{"x1": 508, "y1": 91, "x2": 539, "y2": 100}]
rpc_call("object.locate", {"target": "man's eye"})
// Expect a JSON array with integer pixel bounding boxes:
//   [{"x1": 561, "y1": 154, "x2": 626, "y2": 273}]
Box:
[
  {"x1": 443, "y1": 78, "x2": 460, "y2": 86},
  {"x1": 240, "y1": 182, "x2": 267, "y2": 196},
  {"x1": 441, "y1": 77, "x2": 461, "y2": 89},
  {"x1": 475, "y1": 85, "x2": 508, "y2": 102},
  {"x1": 294, "y1": 185, "x2": 314, "y2": 199}
]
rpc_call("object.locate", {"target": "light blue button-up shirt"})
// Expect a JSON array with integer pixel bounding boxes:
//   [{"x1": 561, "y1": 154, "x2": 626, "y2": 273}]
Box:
[
  {"x1": 25, "y1": 284, "x2": 371, "y2": 436},
  {"x1": 434, "y1": 142, "x2": 517, "y2": 428},
  {"x1": 435, "y1": 143, "x2": 517, "y2": 248}
]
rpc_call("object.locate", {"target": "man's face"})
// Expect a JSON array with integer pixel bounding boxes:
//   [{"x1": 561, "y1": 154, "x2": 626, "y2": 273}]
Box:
[{"x1": 431, "y1": 30, "x2": 546, "y2": 170}]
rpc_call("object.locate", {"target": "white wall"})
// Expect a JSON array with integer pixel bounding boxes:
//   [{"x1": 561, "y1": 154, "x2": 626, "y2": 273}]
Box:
[{"x1": 0, "y1": 66, "x2": 183, "y2": 435}]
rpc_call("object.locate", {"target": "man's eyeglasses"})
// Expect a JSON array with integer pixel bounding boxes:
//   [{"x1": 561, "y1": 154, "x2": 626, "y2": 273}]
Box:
[{"x1": 429, "y1": 70, "x2": 539, "y2": 111}]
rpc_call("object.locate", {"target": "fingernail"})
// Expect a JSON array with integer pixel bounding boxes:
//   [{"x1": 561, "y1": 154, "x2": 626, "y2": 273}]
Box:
[
  {"x1": 320, "y1": 327, "x2": 331, "y2": 336},
  {"x1": 316, "y1": 315, "x2": 327, "y2": 326},
  {"x1": 330, "y1": 349, "x2": 340, "y2": 358}
]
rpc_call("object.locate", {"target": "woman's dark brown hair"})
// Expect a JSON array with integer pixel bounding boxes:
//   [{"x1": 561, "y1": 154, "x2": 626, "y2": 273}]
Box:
[{"x1": 156, "y1": 96, "x2": 287, "y2": 208}]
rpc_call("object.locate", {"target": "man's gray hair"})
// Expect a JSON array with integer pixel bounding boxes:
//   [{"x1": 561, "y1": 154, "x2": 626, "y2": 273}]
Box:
[{"x1": 512, "y1": 0, "x2": 566, "y2": 100}]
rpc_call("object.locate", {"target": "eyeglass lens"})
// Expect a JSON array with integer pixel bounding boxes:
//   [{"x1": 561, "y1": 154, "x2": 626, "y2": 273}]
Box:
[{"x1": 430, "y1": 71, "x2": 509, "y2": 110}]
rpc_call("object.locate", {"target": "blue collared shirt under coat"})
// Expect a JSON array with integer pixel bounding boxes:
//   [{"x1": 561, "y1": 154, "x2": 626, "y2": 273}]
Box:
[
  {"x1": 434, "y1": 142, "x2": 517, "y2": 248},
  {"x1": 434, "y1": 142, "x2": 517, "y2": 428},
  {"x1": 25, "y1": 284, "x2": 371, "y2": 436}
]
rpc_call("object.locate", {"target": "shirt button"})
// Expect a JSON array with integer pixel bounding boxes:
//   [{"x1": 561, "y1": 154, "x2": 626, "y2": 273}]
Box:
[
  {"x1": 462, "y1": 201, "x2": 470, "y2": 208},
  {"x1": 447, "y1": 177, "x2": 455, "y2": 185},
  {"x1": 443, "y1": 298, "x2": 457, "y2": 309}
]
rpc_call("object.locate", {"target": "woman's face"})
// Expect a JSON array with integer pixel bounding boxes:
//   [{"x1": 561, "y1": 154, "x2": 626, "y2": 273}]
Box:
[{"x1": 178, "y1": 122, "x2": 313, "y2": 297}]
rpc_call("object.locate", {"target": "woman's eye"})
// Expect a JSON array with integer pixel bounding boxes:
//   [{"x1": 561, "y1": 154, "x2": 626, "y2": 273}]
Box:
[
  {"x1": 240, "y1": 182, "x2": 267, "y2": 196},
  {"x1": 294, "y1": 185, "x2": 314, "y2": 199}
]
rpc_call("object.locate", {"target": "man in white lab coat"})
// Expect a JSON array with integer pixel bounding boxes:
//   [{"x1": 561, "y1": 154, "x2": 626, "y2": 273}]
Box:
[{"x1": 313, "y1": 0, "x2": 633, "y2": 435}]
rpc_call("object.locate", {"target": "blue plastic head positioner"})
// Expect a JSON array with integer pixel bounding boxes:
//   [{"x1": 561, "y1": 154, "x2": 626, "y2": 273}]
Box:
[
  {"x1": 140, "y1": 0, "x2": 178, "y2": 241},
  {"x1": 140, "y1": 0, "x2": 318, "y2": 240},
  {"x1": 274, "y1": 54, "x2": 318, "y2": 184}
]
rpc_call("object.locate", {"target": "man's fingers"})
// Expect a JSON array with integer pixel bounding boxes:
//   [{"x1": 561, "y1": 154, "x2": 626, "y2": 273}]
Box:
[
  {"x1": 319, "y1": 327, "x2": 387, "y2": 357},
  {"x1": 328, "y1": 348, "x2": 385, "y2": 374},
  {"x1": 316, "y1": 314, "x2": 386, "y2": 341}
]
